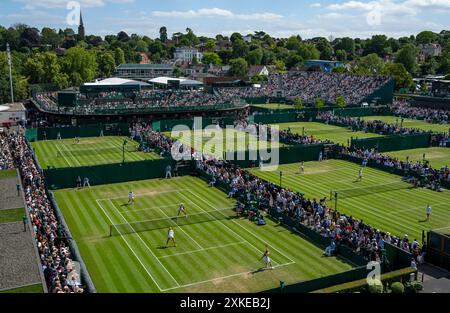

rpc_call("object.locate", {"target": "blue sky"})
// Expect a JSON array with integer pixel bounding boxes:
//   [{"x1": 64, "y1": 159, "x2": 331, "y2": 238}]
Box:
[{"x1": 0, "y1": 0, "x2": 449, "y2": 39}]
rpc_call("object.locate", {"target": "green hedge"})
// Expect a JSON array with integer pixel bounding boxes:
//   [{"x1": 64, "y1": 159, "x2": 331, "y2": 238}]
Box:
[{"x1": 44, "y1": 158, "x2": 176, "y2": 189}]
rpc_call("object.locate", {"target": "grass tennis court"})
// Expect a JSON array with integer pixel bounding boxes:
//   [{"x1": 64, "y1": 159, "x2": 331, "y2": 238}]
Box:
[
  {"x1": 31, "y1": 136, "x2": 162, "y2": 169},
  {"x1": 361, "y1": 116, "x2": 449, "y2": 133},
  {"x1": 0, "y1": 283, "x2": 43, "y2": 293},
  {"x1": 248, "y1": 159, "x2": 450, "y2": 240},
  {"x1": 272, "y1": 122, "x2": 383, "y2": 146},
  {"x1": 0, "y1": 207, "x2": 25, "y2": 224},
  {"x1": 53, "y1": 176, "x2": 354, "y2": 293},
  {"x1": 385, "y1": 147, "x2": 450, "y2": 169},
  {"x1": 165, "y1": 129, "x2": 285, "y2": 158}
]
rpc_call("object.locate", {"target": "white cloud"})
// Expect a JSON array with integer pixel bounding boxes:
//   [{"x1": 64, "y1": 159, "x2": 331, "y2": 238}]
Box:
[
  {"x1": 152, "y1": 8, "x2": 283, "y2": 21},
  {"x1": 310, "y1": 3, "x2": 321, "y2": 8}
]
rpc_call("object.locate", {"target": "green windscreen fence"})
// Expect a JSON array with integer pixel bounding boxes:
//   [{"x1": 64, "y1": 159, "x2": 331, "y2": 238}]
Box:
[
  {"x1": 44, "y1": 158, "x2": 175, "y2": 189},
  {"x1": 427, "y1": 231, "x2": 450, "y2": 271},
  {"x1": 227, "y1": 144, "x2": 323, "y2": 168},
  {"x1": 153, "y1": 117, "x2": 236, "y2": 132},
  {"x1": 351, "y1": 133, "x2": 431, "y2": 152},
  {"x1": 27, "y1": 123, "x2": 130, "y2": 141}
]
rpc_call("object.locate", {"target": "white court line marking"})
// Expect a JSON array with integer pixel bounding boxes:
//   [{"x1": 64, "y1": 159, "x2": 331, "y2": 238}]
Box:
[
  {"x1": 120, "y1": 202, "x2": 195, "y2": 214},
  {"x1": 107, "y1": 199, "x2": 180, "y2": 287},
  {"x1": 185, "y1": 190, "x2": 296, "y2": 264},
  {"x1": 60, "y1": 141, "x2": 82, "y2": 167},
  {"x1": 95, "y1": 199, "x2": 163, "y2": 291},
  {"x1": 177, "y1": 191, "x2": 280, "y2": 266},
  {"x1": 161, "y1": 261, "x2": 295, "y2": 292},
  {"x1": 387, "y1": 201, "x2": 450, "y2": 216},
  {"x1": 158, "y1": 241, "x2": 247, "y2": 259},
  {"x1": 96, "y1": 189, "x2": 190, "y2": 202},
  {"x1": 156, "y1": 207, "x2": 204, "y2": 250},
  {"x1": 54, "y1": 143, "x2": 72, "y2": 168},
  {"x1": 432, "y1": 225, "x2": 450, "y2": 232}
]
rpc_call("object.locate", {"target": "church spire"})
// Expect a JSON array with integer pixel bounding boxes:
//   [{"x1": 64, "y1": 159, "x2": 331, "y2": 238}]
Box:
[{"x1": 78, "y1": 11, "x2": 85, "y2": 39}]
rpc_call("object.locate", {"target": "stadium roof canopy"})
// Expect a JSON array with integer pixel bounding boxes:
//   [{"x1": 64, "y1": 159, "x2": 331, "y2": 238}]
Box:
[
  {"x1": 80, "y1": 78, "x2": 150, "y2": 93},
  {"x1": 83, "y1": 77, "x2": 150, "y2": 87},
  {"x1": 148, "y1": 77, "x2": 203, "y2": 86}
]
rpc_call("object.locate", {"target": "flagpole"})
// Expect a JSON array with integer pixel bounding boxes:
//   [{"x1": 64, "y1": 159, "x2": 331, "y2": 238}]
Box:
[{"x1": 6, "y1": 43, "x2": 14, "y2": 104}]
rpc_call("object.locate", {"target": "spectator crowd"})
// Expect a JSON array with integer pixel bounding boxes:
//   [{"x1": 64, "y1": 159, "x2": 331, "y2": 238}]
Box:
[
  {"x1": 0, "y1": 131, "x2": 14, "y2": 170},
  {"x1": 390, "y1": 100, "x2": 449, "y2": 125},
  {"x1": 343, "y1": 147, "x2": 449, "y2": 191},
  {"x1": 3, "y1": 129, "x2": 84, "y2": 293}
]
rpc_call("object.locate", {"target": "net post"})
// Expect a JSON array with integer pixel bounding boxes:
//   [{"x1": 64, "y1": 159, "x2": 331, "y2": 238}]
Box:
[{"x1": 109, "y1": 224, "x2": 112, "y2": 237}]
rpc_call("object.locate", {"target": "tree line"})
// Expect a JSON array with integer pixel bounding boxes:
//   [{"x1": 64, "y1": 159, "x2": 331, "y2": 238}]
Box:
[{"x1": 0, "y1": 24, "x2": 449, "y2": 103}]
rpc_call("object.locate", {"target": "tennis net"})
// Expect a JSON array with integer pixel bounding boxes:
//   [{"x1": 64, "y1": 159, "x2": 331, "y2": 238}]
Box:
[
  {"x1": 331, "y1": 181, "x2": 414, "y2": 200},
  {"x1": 109, "y1": 207, "x2": 238, "y2": 236}
]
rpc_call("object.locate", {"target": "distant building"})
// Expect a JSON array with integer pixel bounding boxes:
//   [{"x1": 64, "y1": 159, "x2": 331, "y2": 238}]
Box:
[
  {"x1": 0, "y1": 103, "x2": 26, "y2": 127},
  {"x1": 243, "y1": 35, "x2": 252, "y2": 43},
  {"x1": 78, "y1": 11, "x2": 85, "y2": 40},
  {"x1": 420, "y1": 44, "x2": 442, "y2": 58},
  {"x1": 114, "y1": 64, "x2": 174, "y2": 80},
  {"x1": 174, "y1": 47, "x2": 203, "y2": 63},
  {"x1": 248, "y1": 65, "x2": 269, "y2": 77}
]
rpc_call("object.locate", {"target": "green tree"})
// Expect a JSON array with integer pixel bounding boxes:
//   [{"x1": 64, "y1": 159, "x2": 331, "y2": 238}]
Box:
[
  {"x1": 246, "y1": 48, "x2": 263, "y2": 65},
  {"x1": 335, "y1": 95, "x2": 347, "y2": 108},
  {"x1": 332, "y1": 66, "x2": 349, "y2": 73},
  {"x1": 293, "y1": 97, "x2": 304, "y2": 110},
  {"x1": 202, "y1": 52, "x2": 222, "y2": 65},
  {"x1": 205, "y1": 39, "x2": 216, "y2": 51},
  {"x1": 273, "y1": 60, "x2": 286, "y2": 72},
  {"x1": 24, "y1": 51, "x2": 68, "y2": 88},
  {"x1": 357, "y1": 53, "x2": 384, "y2": 74},
  {"x1": 395, "y1": 44, "x2": 418, "y2": 74},
  {"x1": 286, "y1": 52, "x2": 303, "y2": 69},
  {"x1": 173, "y1": 66, "x2": 184, "y2": 77},
  {"x1": 114, "y1": 47, "x2": 126, "y2": 65},
  {"x1": 232, "y1": 39, "x2": 249, "y2": 58},
  {"x1": 286, "y1": 36, "x2": 302, "y2": 51},
  {"x1": 159, "y1": 26, "x2": 168, "y2": 43},
  {"x1": 61, "y1": 47, "x2": 97, "y2": 86},
  {"x1": 381, "y1": 63, "x2": 414, "y2": 91},
  {"x1": 229, "y1": 58, "x2": 249, "y2": 76},
  {"x1": 335, "y1": 37, "x2": 355, "y2": 56},
  {"x1": 416, "y1": 31, "x2": 438, "y2": 44},
  {"x1": 97, "y1": 52, "x2": 116, "y2": 78},
  {"x1": 0, "y1": 51, "x2": 28, "y2": 103},
  {"x1": 314, "y1": 97, "x2": 325, "y2": 109},
  {"x1": 314, "y1": 37, "x2": 333, "y2": 60},
  {"x1": 298, "y1": 44, "x2": 320, "y2": 60},
  {"x1": 41, "y1": 27, "x2": 61, "y2": 48},
  {"x1": 336, "y1": 49, "x2": 347, "y2": 62}
]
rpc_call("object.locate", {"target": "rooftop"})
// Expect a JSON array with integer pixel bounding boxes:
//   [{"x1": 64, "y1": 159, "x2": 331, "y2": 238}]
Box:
[{"x1": 84, "y1": 77, "x2": 150, "y2": 87}]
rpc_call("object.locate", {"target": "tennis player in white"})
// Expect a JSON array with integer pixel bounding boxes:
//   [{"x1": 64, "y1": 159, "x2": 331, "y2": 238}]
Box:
[
  {"x1": 261, "y1": 245, "x2": 273, "y2": 270},
  {"x1": 425, "y1": 204, "x2": 432, "y2": 221},
  {"x1": 357, "y1": 168, "x2": 363, "y2": 181},
  {"x1": 177, "y1": 203, "x2": 188, "y2": 218},
  {"x1": 128, "y1": 191, "x2": 135, "y2": 205},
  {"x1": 166, "y1": 227, "x2": 176, "y2": 247}
]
